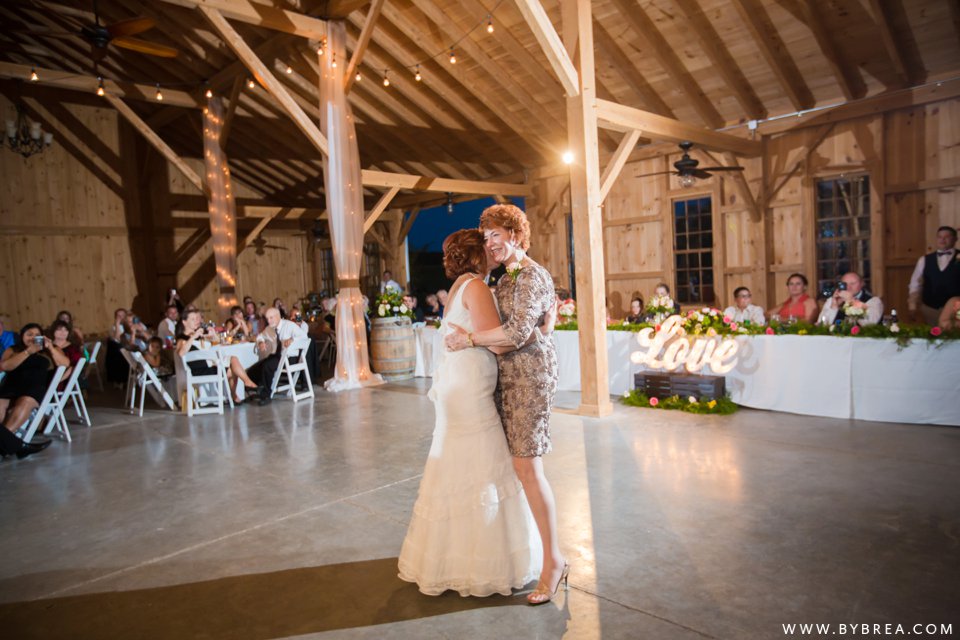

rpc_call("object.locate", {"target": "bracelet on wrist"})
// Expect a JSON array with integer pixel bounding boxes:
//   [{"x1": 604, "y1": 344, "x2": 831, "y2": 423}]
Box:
[{"x1": 466, "y1": 332, "x2": 474, "y2": 347}]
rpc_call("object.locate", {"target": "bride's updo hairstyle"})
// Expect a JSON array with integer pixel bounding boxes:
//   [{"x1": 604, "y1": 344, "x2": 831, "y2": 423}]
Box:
[
  {"x1": 479, "y1": 203, "x2": 530, "y2": 251},
  {"x1": 443, "y1": 229, "x2": 488, "y2": 279}
]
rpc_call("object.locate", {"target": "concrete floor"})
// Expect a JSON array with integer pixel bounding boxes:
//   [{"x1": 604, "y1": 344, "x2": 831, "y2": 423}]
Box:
[{"x1": 1, "y1": 379, "x2": 958, "y2": 640}]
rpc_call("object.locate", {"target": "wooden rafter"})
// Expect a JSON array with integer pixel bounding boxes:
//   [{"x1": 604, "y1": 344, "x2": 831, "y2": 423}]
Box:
[
  {"x1": 363, "y1": 187, "x2": 401, "y2": 233},
  {"x1": 344, "y1": 0, "x2": 384, "y2": 94},
  {"x1": 592, "y1": 21, "x2": 675, "y2": 119},
  {"x1": 219, "y1": 76, "x2": 244, "y2": 148},
  {"x1": 798, "y1": 1, "x2": 865, "y2": 101},
  {"x1": 599, "y1": 130, "x2": 641, "y2": 203},
  {"x1": 398, "y1": 207, "x2": 421, "y2": 242},
  {"x1": 670, "y1": 0, "x2": 766, "y2": 119},
  {"x1": 512, "y1": 0, "x2": 580, "y2": 97},
  {"x1": 761, "y1": 124, "x2": 836, "y2": 208},
  {"x1": 729, "y1": 0, "x2": 814, "y2": 111},
  {"x1": 701, "y1": 149, "x2": 761, "y2": 221},
  {"x1": 239, "y1": 208, "x2": 290, "y2": 252},
  {"x1": 359, "y1": 170, "x2": 531, "y2": 197},
  {"x1": 607, "y1": 0, "x2": 722, "y2": 129},
  {"x1": 866, "y1": 0, "x2": 912, "y2": 86},
  {"x1": 595, "y1": 99, "x2": 762, "y2": 156},
  {"x1": 157, "y1": 0, "x2": 327, "y2": 40}
]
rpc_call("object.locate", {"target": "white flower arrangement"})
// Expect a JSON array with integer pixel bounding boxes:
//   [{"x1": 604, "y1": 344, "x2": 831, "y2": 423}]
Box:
[
  {"x1": 842, "y1": 301, "x2": 867, "y2": 318},
  {"x1": 558, "y1": 298, "x2": 576, "y2": 318}
]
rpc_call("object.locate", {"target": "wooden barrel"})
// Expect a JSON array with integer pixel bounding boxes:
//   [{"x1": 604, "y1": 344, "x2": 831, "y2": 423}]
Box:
[{"x1": 370, "y1": 316, "x2": 416, "y2": 380}]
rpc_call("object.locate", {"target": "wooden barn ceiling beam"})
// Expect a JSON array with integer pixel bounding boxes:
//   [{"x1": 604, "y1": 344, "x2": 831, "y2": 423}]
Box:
[
  {"x1": 866, "y1": 0, "x2": 912, "y2": 86},
  {"x1": 361, "y1": 170, "x2": 531, "y2": 197},
  {"x1": 608, "y1": 0, "x2": 722, "y2": 128},
  {"x1": 513, "y1": 0, "x2": 580, "y2": 96},
  {"x1": 669, "y1": 0, "x2": 766, "y2": 119},
  {"x1": 363, "y1": 186, "x2": 401, "y2": 233},
  {"x1": 220, "y1": 76, "x2": 244, "y2": 148},
  {"x1": 157, "y1": 0, "x2": 328, "y2": 40},
  {"x1": 344, "y1": 0, "x2": 384, "y2": 94},
  {"x1": 0, "y1": 61, "x2": 202, "y2": 108},
  {"x1": 103, "y1": 93, "x2": 207, "y2": 197},
  {"x1": 325, "y1": 0, "x2": 372, "y2": 18},
  {"x1": 729, "y1": 0, "x2": 814, "y2": 111},
  {"x1": 599, "y1": 130, "x2": 641, "y2": 203},
  {"x1": 200, "y1": 6, "x2": 330, "y2": 157},
  {"x1": 595, "y1": 99, "x2": 761, "y2": 156},
  {"x1": 592, "y1": 21, "x2": 675, "y2": 119},
  {"x1": 798, "y1": 2, "x2": 866, "y2": 101}
]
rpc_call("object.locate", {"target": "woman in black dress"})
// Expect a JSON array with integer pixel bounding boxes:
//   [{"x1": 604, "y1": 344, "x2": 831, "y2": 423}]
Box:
[{"x1": 0, "y1": 322, "x2": 70, "y2": 438}]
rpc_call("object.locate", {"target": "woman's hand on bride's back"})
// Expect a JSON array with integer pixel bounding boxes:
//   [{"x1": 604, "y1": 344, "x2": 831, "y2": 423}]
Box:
[{"x1": 444, "y1": 323, "x2": 469, "y2": 351}]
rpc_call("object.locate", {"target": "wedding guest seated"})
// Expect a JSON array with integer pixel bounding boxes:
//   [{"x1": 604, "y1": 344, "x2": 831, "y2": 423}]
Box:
[
  {"x1": 50, "y1": 320, "x2": 83, "y2": 390},
  {"x1": 0, "y1": 315, "x2": 15, "y2": 353},
  {"x1": 424, "y1": 294, "x2": 441, "y2": 317},
  {"x1": 144, "y1": 337, "x2": 173, "y2": 379},
  {"x1": 244, "y1": 300, "x2": 261, "y2": 335},
  {"x1": 226, "y1": 306, "x2": 251, "y2": 340},
  {"x1": 248, "y1": 307, "x2": 308, "y2": 406},
  {"x1": 625, "y1": 297, "x2": 645, "y2": 324},
  {"x1": 403, "y1": 293, "x2": 426, "y2": 322},
  {"x1": 106, "y1": 308, "x2": 130, "y2": 386},
  {"x1": 176, "y1": 309, "x2": 259, "y2": 405},
  {"x1": 436, "y1": 289, "x2": 448, "y2": 317},
  {"x1": 167, "y1": 288, "x2": 184, "y2": 314},
  {"x1": 769, "y1": 273, "x2": 819, "y2": 323},
  {"x1": 723, "y1": 287, "x2": 765, "y2": 326},
  {"x1": 273, "y1": 297, "x2": 288, "y2": 319},
  {"x1": 54, "y1": 310, "x2": 84, "y2": 345},
  {"x1": 157, "y1": 305, "x2": 179, "y2": 342},
  {"x1": 938, "y1": 296, "x2": 960, "y2": 330},
  {"x1": 818, "y1": 272, "x2": 884, "y2": 326},
  {"x1": 0, "y1": 323, "x2": 70, "y2": 439},
  {"x1": 123, "y1": 314, "x2": 152, "y2": 351},
  {"x1": 652, "y1": 283, "x2": 681, "y2": 315}
]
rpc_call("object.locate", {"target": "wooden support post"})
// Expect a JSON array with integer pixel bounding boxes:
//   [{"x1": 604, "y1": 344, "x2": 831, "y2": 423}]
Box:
[
  {"x1": 563, "y1": 0, "x2": 612, "y2": 417},
  {"x1": 219, "y1": 76, "x2": 244, "y2": 149},
  {"x1": 363, "y1": 186, "x2": 400, "y2": 233},
  {"x1": 599, "y1": 130, "x2": 641, "y2": 203}
]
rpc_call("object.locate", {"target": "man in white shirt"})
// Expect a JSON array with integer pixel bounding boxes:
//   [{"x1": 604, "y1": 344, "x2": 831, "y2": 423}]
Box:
[
  {"x1": 251, "y1": 307, "x2": 308, "y2": 405},
  {"x1": 819, "y1": 272, "x2": 884, "y2": 326},
  {"x1": 157, "y1": 305, "x2": 179, "y2": 342},
  {"x1": 723, "y1": 287, "x2": 766, "y2": 326},
  {"x1": 908, "y1": 226, "x2": 960, "y2": 325},
  {"x1": 380, "y1": 270, "x2": 401, "y2": 295}
]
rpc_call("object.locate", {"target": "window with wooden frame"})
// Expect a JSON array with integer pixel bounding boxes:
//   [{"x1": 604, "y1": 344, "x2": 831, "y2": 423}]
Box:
[
  {"x1": 673, "y1": 196, "x2": 714, "y2": 305},
  {"x1": 317, "y1": 247, "x2": 336, "y2": 297},
  {"x1": 814, "y1": 174, "x2": 871, "y2": 295}
]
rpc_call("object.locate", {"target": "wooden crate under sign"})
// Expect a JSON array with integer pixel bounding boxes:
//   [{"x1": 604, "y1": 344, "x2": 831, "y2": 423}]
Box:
[{"x1": 634, "y1": 371, "x2": 725, "y2": 400}]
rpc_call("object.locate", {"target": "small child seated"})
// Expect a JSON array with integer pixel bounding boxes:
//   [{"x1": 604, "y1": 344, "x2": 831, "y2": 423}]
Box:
[{"x1": 144, "y1": 337, "x2": 173, "y2": 379}]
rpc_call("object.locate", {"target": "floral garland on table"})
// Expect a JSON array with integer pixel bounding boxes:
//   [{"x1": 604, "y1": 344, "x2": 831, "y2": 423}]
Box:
[
  {"x1": 375, "y1": 290, "x2": 413, "y2": 319},
  {"x1": 621, "y1": 389, "x2": 738, "y2": 415}
]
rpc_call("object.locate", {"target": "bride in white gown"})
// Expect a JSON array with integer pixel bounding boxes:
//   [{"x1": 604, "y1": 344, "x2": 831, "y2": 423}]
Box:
[{"x1": 398, "y1": 229, "x2": 542, "y2": 596}]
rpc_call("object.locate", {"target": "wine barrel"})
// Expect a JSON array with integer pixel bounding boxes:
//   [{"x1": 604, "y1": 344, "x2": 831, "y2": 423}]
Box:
[{"x1": 370, "y1": 316, "x2": 416, "y2": 380}]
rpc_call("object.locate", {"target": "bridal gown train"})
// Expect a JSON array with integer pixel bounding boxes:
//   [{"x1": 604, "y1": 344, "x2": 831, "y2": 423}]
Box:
[{"x1": 398, "y1": 280, "x2": 542, "y2": 596}]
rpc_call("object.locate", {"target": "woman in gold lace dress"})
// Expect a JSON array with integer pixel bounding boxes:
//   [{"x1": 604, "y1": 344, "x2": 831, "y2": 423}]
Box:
[{"x1": 446, "y1": 204, "x2": 567, "y2": 605}]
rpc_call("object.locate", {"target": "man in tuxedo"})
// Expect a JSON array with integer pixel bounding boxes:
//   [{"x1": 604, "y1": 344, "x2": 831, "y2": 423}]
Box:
[
  {"x1": 250, "y1": 307, "x2": 308, "y2": 406},
  {"x1": 908, "y1": 226, "x2": 960, "y2": 325},
  {"x1": 819, "y1": 271, "x2": 884, "y2": 326}
]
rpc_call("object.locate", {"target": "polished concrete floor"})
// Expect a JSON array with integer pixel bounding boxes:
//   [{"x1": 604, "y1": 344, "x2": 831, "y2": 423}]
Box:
[{"x1": 1, "y1": 379, "x2": 958, "y2": 639}]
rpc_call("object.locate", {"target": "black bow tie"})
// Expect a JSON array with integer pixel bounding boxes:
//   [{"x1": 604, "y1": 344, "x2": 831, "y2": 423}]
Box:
[{"x1": 938, "y1": 250, "x2": 953, "y2": 256}]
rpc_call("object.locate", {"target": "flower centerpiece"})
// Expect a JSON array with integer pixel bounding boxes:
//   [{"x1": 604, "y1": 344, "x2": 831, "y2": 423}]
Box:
[
  {"x1": 842, "y1": 300, "x2": 867, "y2": 325},
  {"x1": 376, "y1": 289, "x2": 413, "y2": 319},
  {"x1": 557, "y1": 297, "x2": 576, "y2": 327},
  {"x1": 680, "y1": 307, "x2": 730, "y2": 336},
  {"x1": 646, "y1": 294, "x2": 675, "y2": 324}
]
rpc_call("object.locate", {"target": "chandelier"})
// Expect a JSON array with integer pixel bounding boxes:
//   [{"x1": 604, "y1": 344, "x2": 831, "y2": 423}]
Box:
[{"x1": 3, "y1": 103, "x2": 53, "y2": 158}]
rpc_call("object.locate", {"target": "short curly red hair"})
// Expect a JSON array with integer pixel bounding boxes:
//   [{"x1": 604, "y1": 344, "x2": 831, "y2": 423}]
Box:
[
  {"x1": 442, "y1": 229, "x2": 487, "y2": 279},
  {"x1": 479, "y1": 203, "x2": 530, "y2": 251}
]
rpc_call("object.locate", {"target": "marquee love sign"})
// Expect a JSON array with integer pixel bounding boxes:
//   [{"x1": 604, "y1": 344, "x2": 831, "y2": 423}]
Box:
[{"x1": 630, "y1": 315, "x2": 740, "y2": 374}]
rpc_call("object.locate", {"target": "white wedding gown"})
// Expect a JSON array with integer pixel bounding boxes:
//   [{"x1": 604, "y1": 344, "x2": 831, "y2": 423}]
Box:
[{"x1": 398, "y1": 280, "x2": 542, "y2": 596}]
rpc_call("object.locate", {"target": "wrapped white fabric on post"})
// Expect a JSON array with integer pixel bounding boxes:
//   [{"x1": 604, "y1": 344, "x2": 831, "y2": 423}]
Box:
[{"x1": 203, "y1": 97, "x2": 239, "y2": 318}]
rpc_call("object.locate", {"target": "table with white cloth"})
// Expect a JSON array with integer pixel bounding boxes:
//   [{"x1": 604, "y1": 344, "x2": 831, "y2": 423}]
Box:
[
  {"x1": 172, "y1": 341, "x2": 261, "y2": 409},
  {"x1": 553, "y1": 330, "x2": 960, "y2": 426},
  {"x1": 413, "y1": 325, "x2": 443, "y2": 377}
]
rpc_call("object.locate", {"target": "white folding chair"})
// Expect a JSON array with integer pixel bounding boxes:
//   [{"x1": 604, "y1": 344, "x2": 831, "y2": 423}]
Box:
[
  {"x1": 316, "y1": 334, "x2": 337, "y2": 367},
  {"x1": 17, "y1": 365, "x2": 67, "y2": 444},
  {"x1": 84, "y1": 340, "x2": 104, "y2": 392},
  {"x1": 120, "y1": 348, "x2": 140, "y2": 410},
  {"x1": 180, "y1": 349, "x2": 232, "y2": 416},
  {"x1": 44, "y1": 357, "x2": 87, "y2": 442},
  {"x1": 270, "y1": 336, "x2": 315, "y2": 403},
  {"x1": 128, "y1": 352, "x2": 177, "y2": 416},
  {"x1": 63, "y1": 358, "x2": 93, "y2": 428}
]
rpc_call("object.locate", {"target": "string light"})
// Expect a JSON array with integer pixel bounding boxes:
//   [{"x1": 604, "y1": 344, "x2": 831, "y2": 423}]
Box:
[
  {"x1": 155, "y1": 83, "x2": 163, "y2": 101},
  {"x1": 30, "y1": 67, "x2": 38, "y2": 82},
  {"x1": 317, "y1": 38, "x2": 326, "y2": 55},
  {"x1": 487, "y1": 15, "x2": 494, "y2": 33},
  {"x1": 246, "y1": 78, "x2": 255, "y2": 89},
  {"x1": 414, "y1": 64, "x2": 422, "y2": 82},
  {"x1": 355, "y1": 71, "x2": 362, "y2": 82},
  {"x1": 205, "y1": 87, "x2": 213, "y2": 98},
  {"x1": 96, "y1": 76, "x2": 105, "y2": 96},
  {"x1": 285, "y1": 65, "x2": 293, "y2": 74},
  {"x1": 331, "y1": 52, "x2": 337, "y2": 68},
  {"x1": 449, "y1": 47, "x2": 456, "y2": 64},
  {"x1": 382, "y1": 69, "x2": 390, "y2": 87}
]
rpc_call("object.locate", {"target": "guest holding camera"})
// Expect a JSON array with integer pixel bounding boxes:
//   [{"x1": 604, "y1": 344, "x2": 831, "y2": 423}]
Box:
[
  {"x1": 908, "y1": 226, "x2": 960, "y2": 326},
  {"x1": 226, "y1": 306, "x2": 251, "y2": 340},
  {"x1": 819, "y1": 272, "x2": 884, "y2": 326},
  {"x1": 0, "y1": 323, "x2": 70, "y2": 443},
  {"x1": 176, "y1": 309, "x2": 259, "y2": 405},
  {"x1": 769, "y1": 273, "x2": 819, "y2": 323},
  {"x1": 723, "y1": 287, "x2": 765, "y2": 326}
]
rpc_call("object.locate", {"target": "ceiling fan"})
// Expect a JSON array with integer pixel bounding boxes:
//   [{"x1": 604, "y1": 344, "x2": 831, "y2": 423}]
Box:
[
  {"x1": 25, "y1": 0, "x2": 178, "y2": 61},
  {"x1": 252, "y1": 235, "x2": 289, "y2": 256},
  {"x1": 636, "y1": 141, "x2": 744, "y2": 187}
]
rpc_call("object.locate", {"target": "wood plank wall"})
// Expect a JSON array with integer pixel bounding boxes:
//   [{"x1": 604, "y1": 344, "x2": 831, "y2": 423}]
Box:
[
  {"x1": 529, "y1": 96, "x2": 960, "y2": 320},
  {"x1": 0, "y1": 94, "x2": 312, "y2": 335}
]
